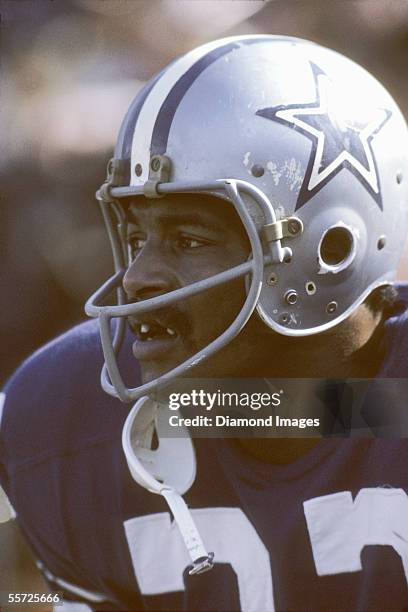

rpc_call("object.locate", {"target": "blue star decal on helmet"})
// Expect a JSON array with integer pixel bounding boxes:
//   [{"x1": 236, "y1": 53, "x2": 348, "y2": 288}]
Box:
[{"x1": 256, "y1": 63, "x2": 391, "y2": 211}]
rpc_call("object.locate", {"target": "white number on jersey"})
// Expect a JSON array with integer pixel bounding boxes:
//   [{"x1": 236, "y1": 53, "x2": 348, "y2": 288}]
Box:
[
  {"x1": 304, "y1": 487, "x2": 408, "y2": 583},
  {"x1": 124, "y1": 489, "x2": 408, "y2": 611},
  {"x1": 124, "y1": 507, "x2": 275, "y2": 612}
]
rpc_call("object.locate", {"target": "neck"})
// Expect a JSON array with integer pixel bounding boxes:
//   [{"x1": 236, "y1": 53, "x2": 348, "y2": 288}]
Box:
[
  {"x1": 256, "y1": 304, "x2": 384, "y2": 379},
  {"x1": 236, "y1": 438, "x2": 322, "y2": 464},
  {"x1": 238, "y1": 304, "x2": 385, "y2": 464}
]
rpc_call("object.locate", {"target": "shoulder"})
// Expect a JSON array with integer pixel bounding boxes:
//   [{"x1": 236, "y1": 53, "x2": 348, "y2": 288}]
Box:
[
  {"x1": 2, "y1": 319, "x2": 105, "y2": 418},
  {"x1": 392, "y1": 282, "x2": 408, "y2": 315},
  {"x1": 1, "y1": 320, "x2": 138, "y2": 470},
  {"x1": 387, "y1": 281, "x2": 408, "y2": 326},
  {"x1": 380, "y1": 282, "x2": 408, "y2": 376}
]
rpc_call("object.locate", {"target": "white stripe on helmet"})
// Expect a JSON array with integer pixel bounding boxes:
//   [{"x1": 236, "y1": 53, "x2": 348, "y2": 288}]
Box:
[{"x1": 130, "y1": 35, "x2": 269, "y2": 186}]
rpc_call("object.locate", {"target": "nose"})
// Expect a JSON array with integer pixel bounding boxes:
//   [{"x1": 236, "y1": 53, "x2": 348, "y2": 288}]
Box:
[{"x1": 122, "y1": 242, "x2": 175, "y2": 302}]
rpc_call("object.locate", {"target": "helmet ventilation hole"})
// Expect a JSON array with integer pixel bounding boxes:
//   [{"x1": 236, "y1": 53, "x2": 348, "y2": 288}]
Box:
[
  {"x1": 280, "y1": 313, "x2": 290, "y2": 325},
  {"x1": 396, "y1": 172, "x2": 403, "y2": 185},
  {"x1": 319, "y1": 226, "x2": 354, "y2": 267},
  {"x1": 377, "y1": 236, "x2": 386, "y2": 250},
  {"x1": 267, "y1": 273, "x2": 278, "y2": 286},
  {"x1": 135, "y1": 163, "x2": 143, "y2": 177},
  {"x1": 251, "y1": 164, "x2": 265, "y2": 178},
  {"x1": 306, "y1": 281, "x2": 316, "y2": 295}
]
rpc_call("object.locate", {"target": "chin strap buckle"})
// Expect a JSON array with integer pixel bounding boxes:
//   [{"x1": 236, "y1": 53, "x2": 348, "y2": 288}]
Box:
[{"x1": 188, "y1": 552, "x2": 215, "y2": 575}]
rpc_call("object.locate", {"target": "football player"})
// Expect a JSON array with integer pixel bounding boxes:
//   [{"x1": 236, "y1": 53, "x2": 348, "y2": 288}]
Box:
[{"x1": 1, "y1": 35, "x2": 408, "y2": 611}]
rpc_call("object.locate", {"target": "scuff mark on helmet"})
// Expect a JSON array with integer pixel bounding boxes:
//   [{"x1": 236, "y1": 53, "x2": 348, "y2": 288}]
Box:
[
  {"x1": 283, "y1": 158, "x2": 303, "y2": 192},
  {"x1": 266, "y1": 161, "x2": 282, "y2": 186}
]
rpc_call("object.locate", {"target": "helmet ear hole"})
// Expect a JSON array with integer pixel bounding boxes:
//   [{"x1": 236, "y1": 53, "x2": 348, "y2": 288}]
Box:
[{"x1": 319, "y1": 226, "x2": 355, "y2": 267}]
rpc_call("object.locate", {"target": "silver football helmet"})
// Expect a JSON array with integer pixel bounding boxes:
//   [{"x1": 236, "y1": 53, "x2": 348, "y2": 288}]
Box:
[
  {"x1": 86, "y1": 34, "x2": 408, "y2": 402},
  {"x1": 85, "y1": 34, "x2": 408, "y2": 574}
]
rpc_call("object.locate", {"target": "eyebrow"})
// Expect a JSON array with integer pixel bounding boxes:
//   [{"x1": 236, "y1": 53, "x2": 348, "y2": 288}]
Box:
[{"x1": 126, "y1": 210, "x2": 225, "y2": 233}]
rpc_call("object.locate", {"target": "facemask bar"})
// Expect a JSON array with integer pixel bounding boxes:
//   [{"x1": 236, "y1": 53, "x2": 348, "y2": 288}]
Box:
[
  {"x1": 99, "y1": 201, "x2": 128, "y2": 356},
  {"x1": 85, "y1": 178, "x2": 292, "y2": 402}
]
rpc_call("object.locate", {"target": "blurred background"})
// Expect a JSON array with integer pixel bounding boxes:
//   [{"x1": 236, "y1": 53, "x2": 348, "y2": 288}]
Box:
[
  {"x1": 1, "y1": 0, "x2": 408, "y2": 386},
  {"x1": 0, "y1": 0, "x2": 408, "y2": 606}
]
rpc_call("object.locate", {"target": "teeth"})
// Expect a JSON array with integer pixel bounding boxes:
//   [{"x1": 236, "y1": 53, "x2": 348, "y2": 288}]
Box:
[{"x1": 137, "y1": 322, "x2": 176, "y2": 339}]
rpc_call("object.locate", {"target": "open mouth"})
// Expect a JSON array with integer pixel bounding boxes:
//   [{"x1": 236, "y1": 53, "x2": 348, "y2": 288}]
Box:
[
  {"x1": 130, "y1": 319, "x2": 180, "y2": 361},
  {"x1": 136, "y1": 321, "x2": 177, "y2": 341}
]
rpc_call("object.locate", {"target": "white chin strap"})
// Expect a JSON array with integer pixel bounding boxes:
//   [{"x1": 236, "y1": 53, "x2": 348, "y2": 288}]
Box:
[{"x1": 122, "y1": 396, "x2": 214, "y2": 574}]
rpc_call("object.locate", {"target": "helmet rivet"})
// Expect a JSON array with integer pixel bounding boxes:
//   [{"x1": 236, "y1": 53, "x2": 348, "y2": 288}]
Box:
[
  {"x1": 251, "y1": 164, "x2": 264, "y2": 178},
  {"x1": 150, "y1": 157, "x2": 161, "y2": 172},
  {"x1": 396, "y1": 171, "x2": 403, "y2": 185},
  {"x1": 267, "y1": 273, "x2": 278, "y2": 286},
  {"x1": 285, "y1": 290, "x2": 298, "y2": 305},
  {"x1": 377, "y1": 235, "x2": 386, "y2": 250},
  {"x1": 280, "y1": 313, "x2": 290, "y2": 325},
  {"x1": 135, "y1": 163, "x2": 143, "y2": 177},
  {"x1": 288, "y1": 219, "x2": 302, "y2": 235},
  {"x1": 326, "y1": 301, "x2": 338, "y2": 314}
]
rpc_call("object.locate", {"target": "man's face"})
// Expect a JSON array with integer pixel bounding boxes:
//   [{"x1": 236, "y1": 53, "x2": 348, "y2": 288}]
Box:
[{"x1": 122, "y1": 194, "x2": 268, "y2": 383}]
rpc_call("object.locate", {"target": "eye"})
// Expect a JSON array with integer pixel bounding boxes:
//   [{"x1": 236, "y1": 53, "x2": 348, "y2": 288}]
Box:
[
  {"x1": 177, "y1": 235, "x2": 207, "y2": 249},
  {"x1": 127, "y1": 234, "x2": 146, "y2": 260}
]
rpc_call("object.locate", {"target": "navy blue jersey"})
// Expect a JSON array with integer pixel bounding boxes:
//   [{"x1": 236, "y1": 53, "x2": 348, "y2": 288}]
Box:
[{"x1": 1, "y1": 286, "x2": 408, "y2": 611}]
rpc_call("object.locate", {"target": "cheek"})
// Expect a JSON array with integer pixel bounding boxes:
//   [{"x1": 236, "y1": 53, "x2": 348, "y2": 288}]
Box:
[
  {"x1": 188, "y1": 278, "x2": 247, "y2": 341},
  {"x1": 176, "y1": 248, "x2": 249, "y2": 344},
  {"x1": 178, "y1": 243, "x2": 248, "y2": 286}
]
